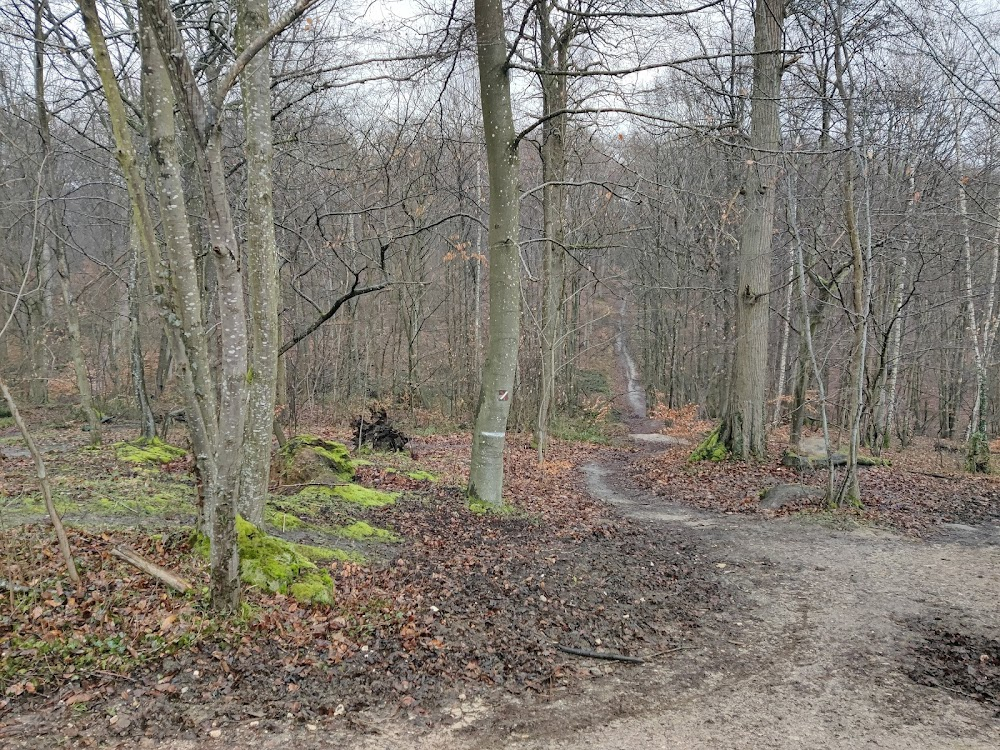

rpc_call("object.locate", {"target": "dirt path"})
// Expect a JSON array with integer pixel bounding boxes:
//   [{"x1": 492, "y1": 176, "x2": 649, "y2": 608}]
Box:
[
  {"x1": 139, "y1": 442, "x2": 999, "y2": 750},
  {"x1": 57, "y1": 326, "x2": 1000, "y2": 749}
]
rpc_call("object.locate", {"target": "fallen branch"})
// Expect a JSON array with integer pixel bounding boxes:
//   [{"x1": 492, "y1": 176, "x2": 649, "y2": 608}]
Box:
[
  {"x1": 556, "y1": 644, "x2": 645, "y2": 664},
  {"x1": 111, "y1": 546, "x2": 192, "y2": 593}
]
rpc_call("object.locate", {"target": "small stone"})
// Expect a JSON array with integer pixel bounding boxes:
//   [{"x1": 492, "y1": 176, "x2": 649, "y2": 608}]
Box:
[
  {"x1": 450, "y1": 707, "x2": 463, "y2": 719},
  {"x1": 208, "y1": 728, "x2": 222, "y2": 739},
  {"x1": 334, "y1": 704, "x2": 346, "y2": 717},
  {"x1": 249, "y1": 721, "x2": 260, "y2": 728},
  {"x1": 111, "y1": 715, "x2": 132, "y2": 733},
  {"x1": 306, "y1": 724, "x2": 318, "y2": 732},
  {"x1": 589, "y1": 667, "x2": 603, "y2": 677}
]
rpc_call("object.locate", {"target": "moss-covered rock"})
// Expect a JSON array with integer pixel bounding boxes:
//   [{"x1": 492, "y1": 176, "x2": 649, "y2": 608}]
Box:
[
  {"x1": 277, "y1": 434, "x2": 356, "y2": 485},
  {"x1": 115, "y1": 438, "x2": 186, "y2": 465}
]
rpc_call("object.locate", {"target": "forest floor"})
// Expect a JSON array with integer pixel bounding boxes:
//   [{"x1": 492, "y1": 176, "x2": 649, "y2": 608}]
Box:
[{"x1": 1, "y1": 372, "x2": 999, "y2": 748}]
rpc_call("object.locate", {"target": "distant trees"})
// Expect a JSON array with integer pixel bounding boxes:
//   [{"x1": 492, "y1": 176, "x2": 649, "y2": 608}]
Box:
[{"x1": 3, "y1": 0, "x2": 1000, "y2": 526}]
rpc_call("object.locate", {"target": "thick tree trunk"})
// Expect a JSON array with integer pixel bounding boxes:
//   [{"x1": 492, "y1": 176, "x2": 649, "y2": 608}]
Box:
[
  {"x1": 237, "y1": 0, "x2": 280, "y2": 524},
  {"x1": 468, "y1": 0, "x2": 522, "y2": 505},
  {"x1": 720, "y1": 0, "x2": 786, "y2": 459}
]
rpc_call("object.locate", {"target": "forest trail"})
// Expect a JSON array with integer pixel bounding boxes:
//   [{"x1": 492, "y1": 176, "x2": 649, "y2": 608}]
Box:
[{"x1": 139, "y1": 309, "x2": 1000, "y2": 750}]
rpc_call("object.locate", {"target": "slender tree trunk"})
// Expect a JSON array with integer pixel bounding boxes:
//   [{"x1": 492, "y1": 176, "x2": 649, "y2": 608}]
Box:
[
  {"x1": 0, "y1": 376, "x2": 80, "y2": 590},
  {"x1": 33, "y1": 0, "x2": 100, "y2": 441},
  {"x1": 128, "y1": 223, "x2": 157, "y2": 440},
  {"x1": 832, "y1": 6, "x2": 870, "y2": 506},
  {"x1": 536, "y1": 0, "x2": 568, "y2": 460},
  {"x1": 237, "y1": 0, "x2": 280, "y2": 524},
  {"x1": 771, "y1": 245, "x2": 795, "y2": 428},
  {"x1": 720, "y1": 0, "x2": 785, "y2": 459},
  {"x1": 469, "y1": 0, "x2": 521, "y2": 505}
]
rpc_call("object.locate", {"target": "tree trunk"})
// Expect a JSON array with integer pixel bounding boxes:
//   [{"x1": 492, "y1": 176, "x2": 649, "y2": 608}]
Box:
[
  {"x1": 536, "y1": 0, "x2": 568, "y2": 460},
  {"x1": 128, "y1": 223, "x2": 157, "y2": 440},
  {"x1": 33, "y1": 0, "x2": 101, "y2": 442},
  {"x1": 0, "y1": 376, "x2": 80, "y2": 589},
  {"x1": 468, "y1": 0, "x2": 522, "y2": 505},
  {"x1": 720, "y1": 0, "x2": 786, "y2": 459},
  {"x1": 237, "y1": 0, "x2": 280, "y2": 524}
]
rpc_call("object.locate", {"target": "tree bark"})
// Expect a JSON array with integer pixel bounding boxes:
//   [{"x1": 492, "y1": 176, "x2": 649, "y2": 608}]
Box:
[
  {"x1": 536, "y1": 0, "x2": 568, "y2": 459},
  {"x1": 720, "y1": 0, "x2": 786, "y2": 459},
  {"x1": 237, "y1": 0, "x2": 281, "y2": 524},
  {"x1": 33, "y1": 0, "x2": 101, "y2": 442},
  {"x1": 469, "y1": 0, "x2": 522, "y2": 505}
]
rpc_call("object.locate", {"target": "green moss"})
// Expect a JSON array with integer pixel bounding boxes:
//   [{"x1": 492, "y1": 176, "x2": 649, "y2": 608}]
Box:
[
  {"x1": 115, "y1": 438, "x2": 186, "y2": 465},
  {"x1": 468, "y1": 498, "x2": 517, "y2": 516},
  {"x1": 279, "y1": 435, "x2": 355, "y2": 482},
  {"x1": 194, "y1": 518, "x2": 340, "y2": 604},
  {"x1": 331, "y1": 484, "x2": 397, "y2": 507},
  {"x1": 264, "y1": 508, "x2": 306, "y2": 530},
  {"x1": 335, "y1": 520, "x2": 399, "y2": 542},
  {"x1": 0, "y1": 416, "x2": 14, "y2": 429},
  {"x1": 405, "y1": 470, "x2": 438, "y2": 482},
  {"x1": 966, "y1": 431, "x2": 992, "y2": 473},
  {"x1": 298, "y1": 544, "x2": 365, "y2": 564},
  {"x1": 689, "y1": 426, "x2": 727, "y2": 462}
]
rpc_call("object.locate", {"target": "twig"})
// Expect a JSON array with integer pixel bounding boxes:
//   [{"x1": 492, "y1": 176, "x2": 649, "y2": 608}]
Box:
[
  {"x1": 649, "y1": 645, "x2": 698, "y2": 658},
  {"x1": 111, "y1": 546, "x2": 191, "y2": 593},
  {"x1": 275, "y1": 481, "x2": 350, "y2": 491},
  {"x1": 556, "y1": 645, "x2": 645, "y2": 664}
]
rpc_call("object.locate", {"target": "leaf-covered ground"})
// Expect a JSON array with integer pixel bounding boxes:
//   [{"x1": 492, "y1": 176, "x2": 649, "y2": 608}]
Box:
[
  {"x1": 621, "y1": 422, "x2": 1000, "y2": 534},
  {"x1": 904, "y1": 618, "x2": 1000, "y2": 714},
  {"x1": 0, "y1": 420, "x2": 726, "y2": 745}
]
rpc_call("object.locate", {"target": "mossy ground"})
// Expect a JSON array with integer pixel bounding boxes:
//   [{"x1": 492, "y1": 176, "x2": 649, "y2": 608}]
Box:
[
  {"x1": 115, "y1": 438, "x2": 187, "y2": 465},
  {"x1": 194, "y1": 518, "x2": 346, "y2": 604}
]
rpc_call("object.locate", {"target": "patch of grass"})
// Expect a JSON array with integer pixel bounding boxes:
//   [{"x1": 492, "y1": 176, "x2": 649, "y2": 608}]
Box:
[
  {"x1": 0, "y1": 416, "x2": 13, "y2": 430},
  {"x1": 115, "y1": 438, "x2": 186, "y2": 465}
]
